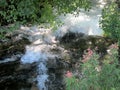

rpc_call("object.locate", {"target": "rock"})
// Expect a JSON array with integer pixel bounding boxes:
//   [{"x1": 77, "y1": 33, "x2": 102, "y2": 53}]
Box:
[
  {"x1": 47, "y1": 56, "x2": 70, "y2": 90},
  {"x1": 59, "y1": 32, "x2": 116, "y2": 50},
  {"x1": 47, "y1": 57, "x2": 70, "y2": 69},
  {"x1": 0, "y1": 57, "x2": 37, "y2": 90},
  {"x1": 59, "y1": 32, "x2": 117, "y2": 63},
  {"x1": 31, "y1": 83, "x2": 39, "y2": 90},
  {"x1": 0, "y1": 32, "x2": 30, "y2": 58}
]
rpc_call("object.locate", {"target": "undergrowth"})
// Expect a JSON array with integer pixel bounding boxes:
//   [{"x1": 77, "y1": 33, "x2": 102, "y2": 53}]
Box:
[{"x1": 65, "y1": 44, "x2": 120, "y2": 90}]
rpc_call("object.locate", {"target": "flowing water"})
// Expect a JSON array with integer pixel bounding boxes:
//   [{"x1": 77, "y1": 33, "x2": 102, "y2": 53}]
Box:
[
  {"x1": 55, "y1": 0, "x2": 106, "y2": 38},
  {"x1": 20, "y1": 26, "x2": 59, "y2": 90},
  {"x1": 21, "y1": 46, "x2": 48, "y2": 90}
]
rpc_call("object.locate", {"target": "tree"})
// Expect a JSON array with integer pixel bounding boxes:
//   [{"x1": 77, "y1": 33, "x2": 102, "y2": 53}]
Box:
[
  {"x1": 0, "y1": 0, "x2": 91, "y2": 27},
  {"x1": 101, "y1": 0, "x2": 120, "y2": 61}
]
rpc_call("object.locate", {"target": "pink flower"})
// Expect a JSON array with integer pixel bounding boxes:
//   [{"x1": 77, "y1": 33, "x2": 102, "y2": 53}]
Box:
[
  {"x1": 81, "y1": 48, "x2": 93, "y2": 63},
  {"x1": 65, "y1": 71, "x2": 73, "y2": 78},
  {"x1": 87, "y1": 48, "x2": 93, "y2": 56}
]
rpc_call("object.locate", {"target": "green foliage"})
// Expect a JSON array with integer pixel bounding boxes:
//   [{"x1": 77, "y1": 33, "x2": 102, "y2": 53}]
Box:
[
  {"x1": 79, "y1": 53, "x2": 100, "y2": 90},
  {"x1": 101, "y1": 1, "x2": 120, "y2": 43},
  {"x1": 0, "y1": 0, "x2": 91, "y2": 26},
  {"x1": 65, "y1": 76, "x2": 80, "y2": 90},
  {"x1": 65, "y1": 47, "x2": 120, "y2": 90},
  {"x1": 0, "y1": 0, "x2": 41, "y2": 25}
]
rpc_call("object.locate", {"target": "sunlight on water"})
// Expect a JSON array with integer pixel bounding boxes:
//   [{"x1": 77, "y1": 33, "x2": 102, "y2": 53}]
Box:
[{"x1": 55, "y1": 1, "x2": 105, "y2": 37}]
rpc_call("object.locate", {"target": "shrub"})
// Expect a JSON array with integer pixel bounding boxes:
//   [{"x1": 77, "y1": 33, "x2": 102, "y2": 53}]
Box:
[
  {"x1": 101, "y1": 0, "x2": 120, "y2": 44},
  {"x1": 65, "y1": 44, "x2": 120, "y2": 90}
]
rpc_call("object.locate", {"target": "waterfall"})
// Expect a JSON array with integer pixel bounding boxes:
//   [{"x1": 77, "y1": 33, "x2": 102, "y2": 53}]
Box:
[
  {"x1": 21, "y1": 45, "x2": 49, "y2": 90},
  {"x1": 20, "y1": 26, "x2": 58, "y2": 90},
  {"x1": 20, "y1": 26, "x2": 54, "y2": 90},
  {"x1": 20, "y1": 1, "x2": 106, "y2": 90}
]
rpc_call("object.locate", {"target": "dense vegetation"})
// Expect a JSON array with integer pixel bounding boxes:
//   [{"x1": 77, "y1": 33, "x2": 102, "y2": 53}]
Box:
[
  {"x1": 101, "y1": 0, "x2": 120, "y2": 44},
  {"x1": 0, "y1": 0, "x2": 90, "y2": 26},
  {"x1": 101, "y1": 0, "x2": 120, "y2": 63},
  {"x1": 65, "y1": 44, "x2": 120, "y2": 90}
]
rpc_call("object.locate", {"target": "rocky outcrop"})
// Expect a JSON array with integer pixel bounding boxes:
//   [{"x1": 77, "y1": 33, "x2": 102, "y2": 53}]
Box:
[
  {"x1": 0, "y1": 56, "x2": 37, "y2": 90},
  {"x1": 59, "y1": 32, "x2": 117, "y2": 63},
  {"x1": 0, "y1": 32, "x2": 32, "y2": 90},
  {"x1": 0, "y1": 30, "x2": 117, "y2": 90},
  {"x1": 59, "y1": 32, "x2": 116, "y2": 50},
  {"x1": 0, "y1": 32, "x2": 30, "y2": 58}
]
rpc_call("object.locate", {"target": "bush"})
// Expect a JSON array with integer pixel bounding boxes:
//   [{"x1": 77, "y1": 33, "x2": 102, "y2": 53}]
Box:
[
  {"x1": 101, "y1": 1, "x2": 120, "y2": 43},
  {"x1": 65, "y1": 44, "x2": 120, "y2": 90}
]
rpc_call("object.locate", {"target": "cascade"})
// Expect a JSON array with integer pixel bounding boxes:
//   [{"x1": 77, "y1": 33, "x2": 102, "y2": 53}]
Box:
[
  {"x1": 20, "y1": 1, "x2": 105, "y2": 89},
  {"x1": 20, "y1": 27, "x2": 55, "y2": 90},
  {"x1": 21, "y1": 46, "x2": 49, "y2": 90},
  {"x1": 20, "y1": 26, "x2": 61, "y2": 90}
]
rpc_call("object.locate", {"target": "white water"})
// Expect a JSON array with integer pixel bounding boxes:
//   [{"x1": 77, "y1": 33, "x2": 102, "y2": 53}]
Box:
[
  {"x1": 20, "y1": 25, "x2": 58, "y2": 90},
  {"x1": 21, "y1": 45, "x2": 49, "y2": 90},
  {"x1": 55, "y1": 0, "x2": 106, "y2": 38},
  {"x1": 0, "y1": 54, "x2": 22, "y2": 64}
]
